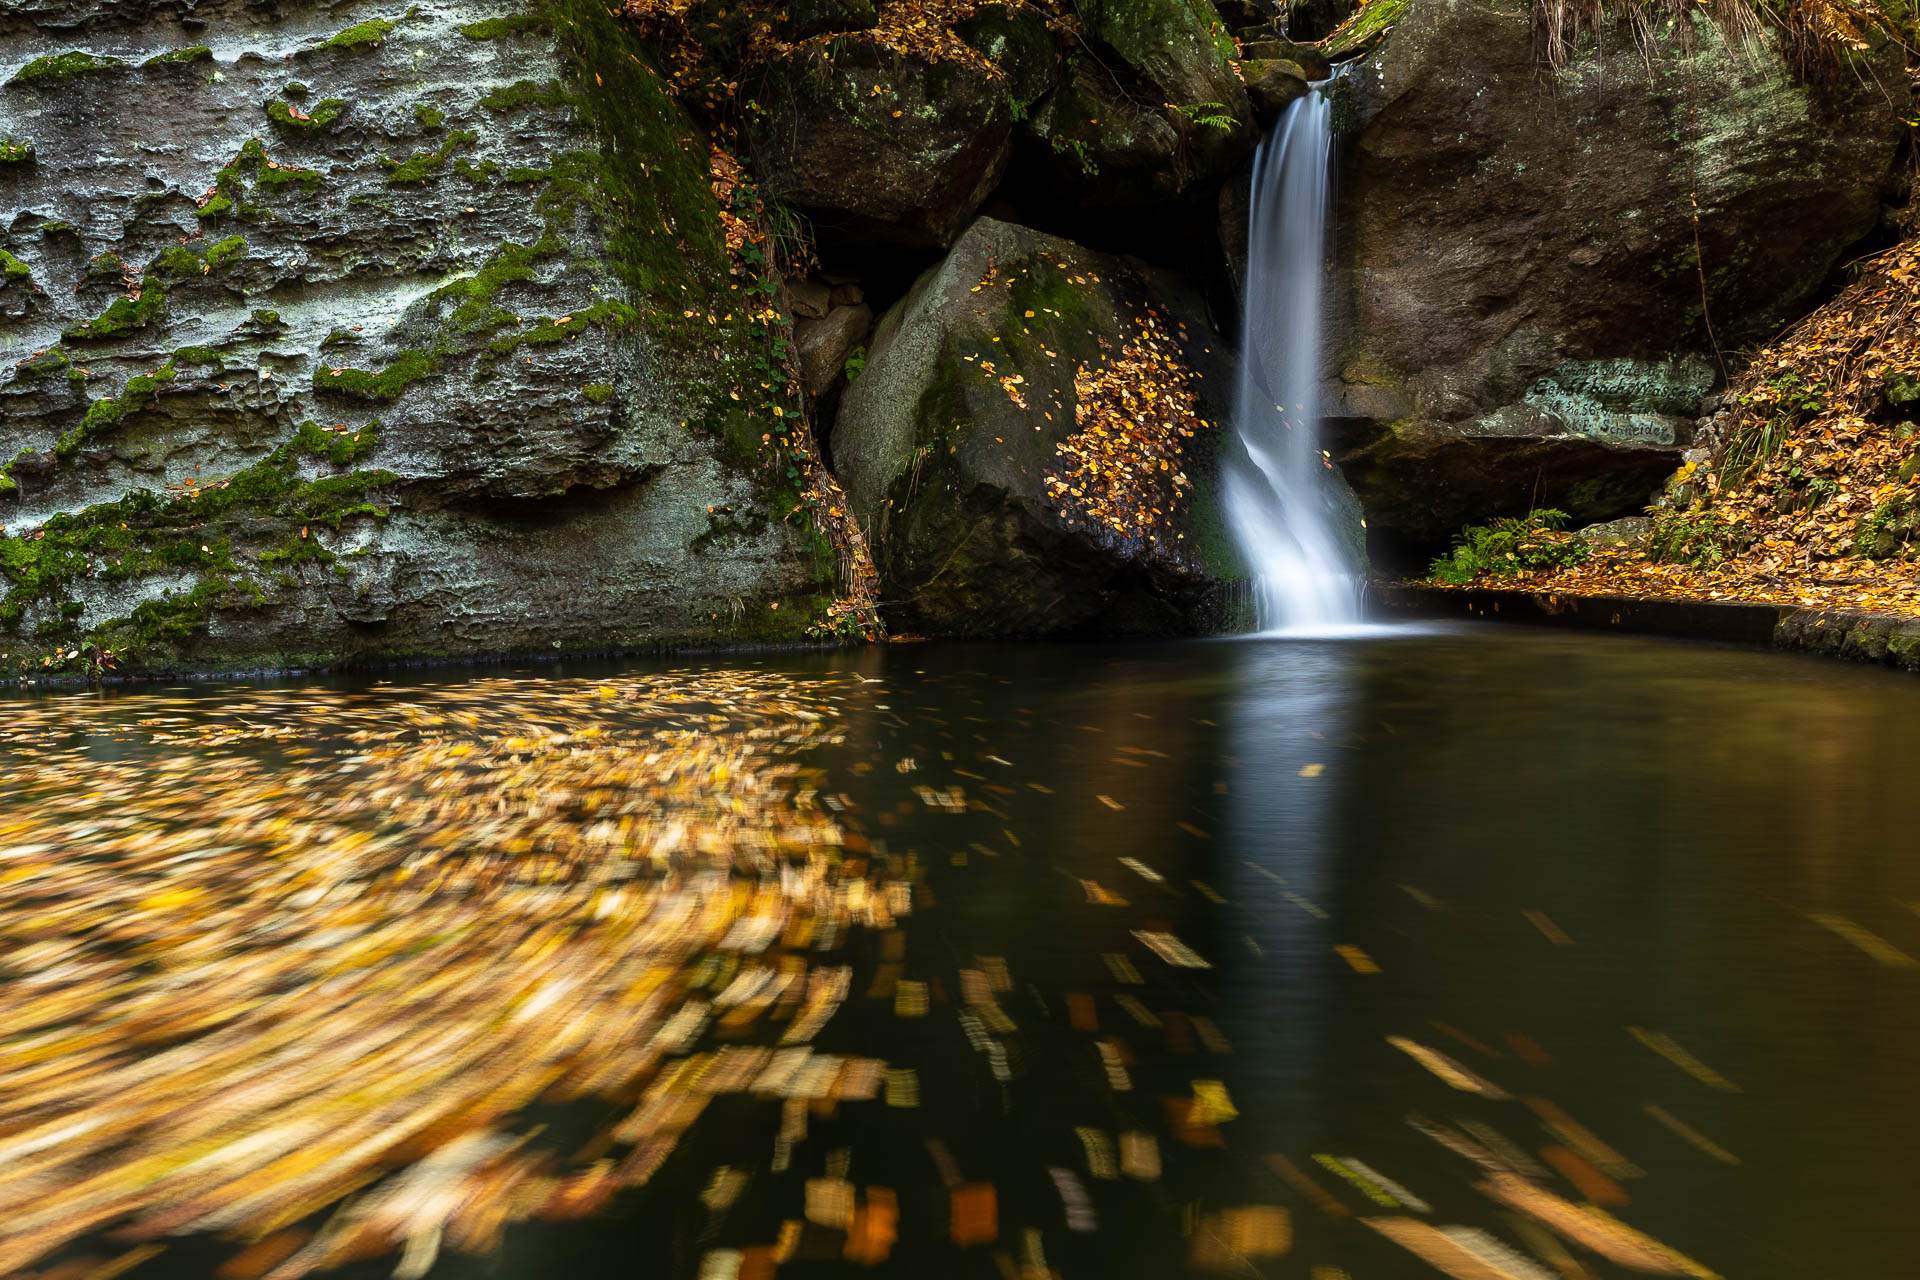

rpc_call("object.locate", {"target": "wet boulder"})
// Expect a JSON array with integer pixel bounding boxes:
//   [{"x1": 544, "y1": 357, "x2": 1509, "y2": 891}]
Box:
[
  {"x1": 744, "y1": 36, "x2": 1013, "y2": 246},
  {"x1": 1241, "y1": 59, "x2": 1310, "y2": 123},
  {"x1": 956, "y1": 1, "x2": 1060, "y2": 115},
  {"x1": 1027, "y1": 0, "x2": 1256, "y2": 202},
  {"x1": 1326, "y1": 0, "x2": 1910, "y2": 546},
  {"x1": 1238, "y1": 34, "x2": 1330, "y2": 80},
  {"x1": 1028, "y1": 54, "x2": 1186, "y2": 204},
  {"x1": 832, "y1": 217, "x2": 1250, "y2": 636}
]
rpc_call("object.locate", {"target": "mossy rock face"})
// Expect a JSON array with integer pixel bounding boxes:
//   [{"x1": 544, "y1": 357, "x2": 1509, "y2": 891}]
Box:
[
  {"x1": 1239, "y1": 59, "x2": 1310, "y2": 124},
  {"x1": 1027, "y1": 53, "x2": 1183, "y2": 203},
  {"x1": 833, "y1": 217, "x2": 1261, "y2": 637},
  {"x1": 1321, "y1": 0, "x2": 1911, "y2": 548},
  {"x1": 1239, "y1": 35, "x2": 1330, "y2": 79},
  {"x1": 955, "y1": 2, "x2": 1060, "y2": 112},
  {"x1": 7, "y1": 50, "x2": 124, "y2": 86},
  {"x1": 0, "y1": 0, "x2": 834, "y2": 675},
  {"x1": 1073, "y1": 0, "x2": 1254, "y2": 181},
  {"x1": 744, "y1": 36, "x2": 1012, "y2": 247},
  {"x1": 1024, "y1": 0, "x2": 1254, "y2": 204}
]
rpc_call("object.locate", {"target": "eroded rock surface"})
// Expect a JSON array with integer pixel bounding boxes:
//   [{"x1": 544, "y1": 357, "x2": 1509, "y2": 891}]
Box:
[
  {"x1": 0, "y1": 0, "x2": 834, "y2": 672},
  {"x1": 1327, "y1": 0, "x2": 1909, "y2": 545}
]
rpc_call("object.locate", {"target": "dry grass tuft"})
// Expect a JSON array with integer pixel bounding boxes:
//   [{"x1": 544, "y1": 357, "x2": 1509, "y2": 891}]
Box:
[{"x1": 1532, "y1": 0, "x2": 1916, "y2": 77}]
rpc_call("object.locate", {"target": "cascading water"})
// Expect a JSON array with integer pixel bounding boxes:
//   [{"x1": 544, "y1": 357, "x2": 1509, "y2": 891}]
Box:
[{"x1": 1226, "y1": 64, "x2": 1364, "y2": 633}]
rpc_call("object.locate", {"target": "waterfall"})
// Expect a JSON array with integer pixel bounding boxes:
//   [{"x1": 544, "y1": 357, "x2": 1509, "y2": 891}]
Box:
[{"x1": 1226, "y1": 66, "x2": 1364, "y2": 633}]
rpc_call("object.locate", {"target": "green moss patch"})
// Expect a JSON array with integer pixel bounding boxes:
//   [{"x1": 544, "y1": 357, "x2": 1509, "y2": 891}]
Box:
[
  {"x1": 478, "y1": 79, "x2": 575, "y2": 112},
  {"x1": 266, "y1": 97, "x2": 349, "y2": 132},
  {"x1": 198, "y1": 138, "x2": 322, "y2": 223},
  {"x1": 9, "y1": 51, "x2": 124, "y2": 86},
  {"x1": 413, "y1": 102, "x2": 446, "y2": 130},
  {"x1": 0, "y1": 137, "x2": 33, "y2": 166},
  {"x1": 0, "y1": 423, "x2": 396, "y2": 667},
  {"x1": 204, "y1": 235, "x2": 247, "y2": 269},
  {"x1": 144, "y1": 46, "x2": 213, "y2": 66},
  {"x1": 460, "y1": 14, "x2": 550, "y2": 38},
  {"x1": 56, "y1": 364, "x2": 178, "y2": 456},
  {"x1": 14, "y1": 348, "x2": 68, "y2": 380},
  {"x1": 319, "y1": 16, "x2": 398, "y2": 50},
  {"x1": 453, "y1": 157, "x2": 499, "y2": 185},
  {"x1": 582, "y1": 382, "x2": 615, "y2": 403},
  {"x1": 0, "y1": 249, "x2": 30, "y2": 282},
  {"x1": 381, "y1": 129, "x2": 477, "y2": 183},
  {"x1": 484, "y1": 299, "x2": 637, "y2": 360},
  {"x1": 63, "y1": 239, "x2": 238, "y2": 340},
  {"x1": 313, "y1": 350, "x2": 434, "y2": 402},
  {"x1": 1326, "y1": 0, "x2": 1412, "y2": 55}
]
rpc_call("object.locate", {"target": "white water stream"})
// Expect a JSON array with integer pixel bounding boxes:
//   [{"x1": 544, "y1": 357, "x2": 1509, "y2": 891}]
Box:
[{"x1": 1225, "y1": 65, "x2": 1366, "y2": 633}]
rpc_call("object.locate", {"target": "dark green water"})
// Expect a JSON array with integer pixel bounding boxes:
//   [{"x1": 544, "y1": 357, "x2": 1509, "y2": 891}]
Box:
[{"x1": 14, "y1": 625, "x2": 1920, "y2": 1278}]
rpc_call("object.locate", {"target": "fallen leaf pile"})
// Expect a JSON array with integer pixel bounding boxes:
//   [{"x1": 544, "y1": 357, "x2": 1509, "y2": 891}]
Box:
[
  {"x1": 1045, "y1": 308, "x2": 1211, "y2": 546},
  {"x1": 1431, "y1": 234, "x2": 1920, "y2": 618},
  {"x1": 0, "y1": 673, "x2": 903, "y2": 1276}
]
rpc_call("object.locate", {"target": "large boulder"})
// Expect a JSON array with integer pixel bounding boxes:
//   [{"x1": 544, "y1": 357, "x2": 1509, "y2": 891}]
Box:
[
  {"x1": 0, "y1": 0, "x2": 838, "y2": 674},
  {"x1": 1323, "y1": 0, "x2": 1909, "y2": 546},
  {"x1": 834, "y1": 217, "x2": 1250, "y2": 636},
  {"x1": 744, "y1": 35, "x2": 1013, "y2": 247},
  {"x1": 1027, "y1": 0, "x2": 1256, "y2": 202},
  {"x1": 955, "y1": 1, "x2": 1060, "y2": 114}
]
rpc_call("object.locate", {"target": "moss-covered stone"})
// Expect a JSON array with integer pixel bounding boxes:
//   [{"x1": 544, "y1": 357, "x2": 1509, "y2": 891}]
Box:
[
  {"x1": 1854, "y1": 494, "x2": 1919, "y2": 559},
  {"x1": 955, "y1": 2, "x2": 1059, "y2": 113},
  {"x1": 460, "y1": 14, "x2": 550, "y2": 38},
  {"x1": 144, "y1": 46, "x2": 213, "y2": 67},
  {"x1": 1064, "y1": 0, "x2": 1253, "y2": 188},
  {"x1": 57, "y1": 364, "x2": 179, "y2": 456},
  {"x1": 482, "y1": 299, "x2": 638, "y2": 361},
  {"x1": 0, "y1": 422, "x2": 395, "y2": 661},
  {"x1": 320, "y1": 17, "x2": 399, "y2": 51},
  {"x1": 744, "y1": 37, "x2": 1013, "y2": 247},
  {"x1": 313, "y1": 350, "x2": 435, "y2": 401},
  {"x1": 62, "y1": 238, "x2": 240, "y2": 340},
  {"x1": 478, "y1": 78, "x2": 574, "y2": 112},
  {"x1": 834, "y1": 217, "x2": 1253, "y2": 636},
  {"x1": 266, "y1": 97, "x2": 349, "y2": 132},
  {"x1": 1324, "y1": 0, "x2": 1411, "y2": 56},
  {"x1": 0, "y1": 137, "x2": 33, "y2": 166},
  {"x1": 13, "y1": 348, "x2": 68, "y2": 380},
  {"x1": 453, "y1": 157, "x2": 499, "y2": 185},
  {"x1": 8, "y1": 51, "x2": 123, "y2": 86},
  {"x1": 2, "y1": 0, "x2": 841, "y2": 670},
  {"x1": 381, "y1": 129, "x2": 476, "y2": 183},
  {"x1": 204, "y1": 234, "x2": 247, "y2": 269},
  {"x1": 0, "y1": 249, "x2": 30, "y2": 282}
]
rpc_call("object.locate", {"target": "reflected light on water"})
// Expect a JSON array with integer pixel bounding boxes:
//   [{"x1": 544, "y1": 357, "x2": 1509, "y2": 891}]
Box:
[{"x1": 0, "y1": 630, "x2": 1916, "y2": 1278}]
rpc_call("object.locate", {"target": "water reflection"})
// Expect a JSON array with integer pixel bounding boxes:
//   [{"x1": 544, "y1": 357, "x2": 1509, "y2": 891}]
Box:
[{"x1": 2, "y1": 630, "x2": 1918, "y2": 1277}]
